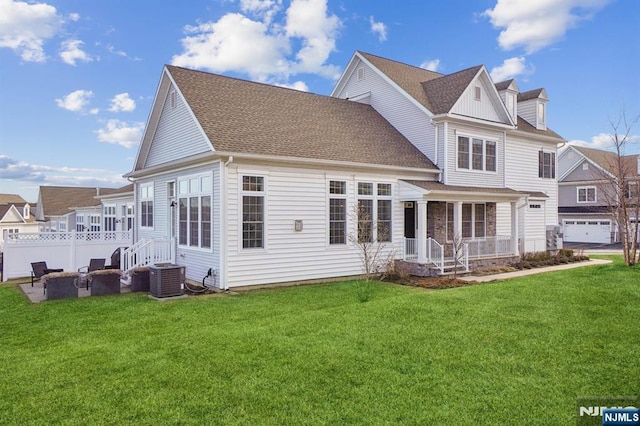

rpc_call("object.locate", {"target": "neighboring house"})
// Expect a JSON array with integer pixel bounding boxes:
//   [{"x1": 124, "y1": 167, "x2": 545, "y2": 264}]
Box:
[
  {"x1": 0, "y1": 194, "x2": 39, "y2": 251},
  {"x1": 558, "y1": 145, "x2": 640, "y2": 244},
  {"x1": 35, "y1": 185, "x2": 134, "y2": 232},
  {"x1": 124, "y1": 51, "x2": 565, "y2": 289}
]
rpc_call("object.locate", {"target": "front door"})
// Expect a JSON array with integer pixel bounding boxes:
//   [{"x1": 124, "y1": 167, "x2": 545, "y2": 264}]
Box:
[{"x1": 404, "y1": 202, "x2": 415, "y2": 239}]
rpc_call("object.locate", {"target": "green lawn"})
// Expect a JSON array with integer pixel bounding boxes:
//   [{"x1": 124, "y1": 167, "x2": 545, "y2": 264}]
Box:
[{"x1": 1, "y1": 257, "x2": 638, "y2": 425}]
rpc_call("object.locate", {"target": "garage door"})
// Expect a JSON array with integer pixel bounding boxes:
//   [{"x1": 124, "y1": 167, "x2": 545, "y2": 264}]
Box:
[{"x1": 563, "y1": 220, "x2": 611, "y2": 244}]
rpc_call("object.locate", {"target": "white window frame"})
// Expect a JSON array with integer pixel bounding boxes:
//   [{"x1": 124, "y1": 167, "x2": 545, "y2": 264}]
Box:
[
  {"x1": 328, "y1": 180, "x2": 347, "y2": 245},
  {"x1": 240, "y1": 174, "x2": 266, "y2": 250},
  {"x1": 446, "y1": 202, "x2": 486, "y2": 241},
  {"x1": 356, "y1": 181, "x2": 393, "y2": 243},
  {"x1": 357, "y1": 67, "x2": 365, "y2": 81},
  {"x1": 89, "y1": 214, "x2": 101, "y2": 232},
  {"x1": 76, "y1": 214, "x2": 85, "y2": 232},
  {"x1": 456, "y1": 135, "x2": 497, "y2": 173},
  {"x1": 474, "y1": 86, "x2": 481, "y2": 101},
  {"x1": 538, "y1": 150, "x2": 556, "y2": 179},
  {"x1": 140, "y1": 183, "x2": 154, "y2": 228},
  {"x1": 538, "y1": 102, "x2": 545, "y2": 126},
  {"x1": 577, "y1": 186, "x2": 597, "y2": 203},
  {"x1": 103, "y1": 205, "x2": 117, "y2": 232},
  {"x1": 177, "y1": 173, "x2": 212, "y2": 250}
]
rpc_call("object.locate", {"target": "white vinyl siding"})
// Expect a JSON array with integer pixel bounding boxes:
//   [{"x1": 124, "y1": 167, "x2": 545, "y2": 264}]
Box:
[
  {"x1": 225, "y1": 164, "x2": 404, "y2": 288},
  {"x1": 136, "y1": 163, "x2": 222, "y2": 286},
  {"x1": 332, "y1": 58, "x2": 437, "y2": 165},
  {"x1": 451, "y1": 75, "x2": 506, "y2": 123},
  {"x1": 144, "y1": 83, "x2": 212, "y2": 168},
  {"x1": 446, "y1": 124, "x2": 505, "y2": 187}
]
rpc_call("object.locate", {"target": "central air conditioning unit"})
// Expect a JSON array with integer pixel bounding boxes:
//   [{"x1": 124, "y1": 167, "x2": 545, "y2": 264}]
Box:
[{"x1": 149, "y1": 264, "x2": 185, "y2": 298}]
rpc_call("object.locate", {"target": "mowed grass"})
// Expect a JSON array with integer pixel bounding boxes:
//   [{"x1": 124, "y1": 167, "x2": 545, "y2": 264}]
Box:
[{"x1": 1, "y1": 257, "x2": 638, "y2": 425}]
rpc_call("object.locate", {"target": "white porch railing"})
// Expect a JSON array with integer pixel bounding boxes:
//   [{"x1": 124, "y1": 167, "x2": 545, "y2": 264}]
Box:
[
  {"x1": 428, "y1": 237, "x2": 445, "y2": 275},
  {"x1": 403, "y1": 237, "x2": 445, "y2": 274},
  {"x1": 404, "y1": 238, "x2": 417, "y2": 260},
  {"x1": 465, "y1": 235, "x2": 513, "y2": 259},
  {"x1": 121, "y1": 238, "x2": 175, "y2": 273}
]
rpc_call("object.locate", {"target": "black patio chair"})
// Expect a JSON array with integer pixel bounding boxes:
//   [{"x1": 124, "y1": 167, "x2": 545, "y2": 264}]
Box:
[
  {"x1": 31, "y1": 261, "x2": 63, "y2": 287},
  {"x1": 78, "y1": 258, "x2": 106, "y2": 273}
]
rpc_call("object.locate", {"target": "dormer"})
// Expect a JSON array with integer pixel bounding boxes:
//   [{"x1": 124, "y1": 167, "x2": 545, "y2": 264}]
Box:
[
  {"x1": 518, "y1": 88, "x2": 548, "y2": 131},
  {"x1": 495, "y1": 79, "x2": 519, "y2": 123},
  {"x1": 23, "y1": 203, "x2": 30, "y2": 219}
]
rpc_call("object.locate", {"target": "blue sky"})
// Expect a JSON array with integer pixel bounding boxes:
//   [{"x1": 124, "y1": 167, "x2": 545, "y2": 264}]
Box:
[{"x1": 0, "y1": 0, "x2": 638, "y2": 202}]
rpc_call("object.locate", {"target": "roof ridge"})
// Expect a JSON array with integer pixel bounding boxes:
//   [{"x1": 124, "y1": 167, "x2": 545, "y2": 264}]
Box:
[{"x1": 357, "y1": 51, "x2": 444, "y2": 78}]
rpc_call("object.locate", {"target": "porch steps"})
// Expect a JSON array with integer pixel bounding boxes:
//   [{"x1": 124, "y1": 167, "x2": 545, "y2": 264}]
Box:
[{"x1": 439, "y1": 259, "x2": 469, "y2": 276}]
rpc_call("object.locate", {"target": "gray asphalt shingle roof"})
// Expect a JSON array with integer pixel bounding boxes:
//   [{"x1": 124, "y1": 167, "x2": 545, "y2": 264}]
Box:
[{"x1": 167, "y1": 65, "x2": 438, "y2": 171}]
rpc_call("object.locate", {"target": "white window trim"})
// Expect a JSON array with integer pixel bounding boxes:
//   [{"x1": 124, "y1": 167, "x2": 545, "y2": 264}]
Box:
[
  {"x1": 327, "y1": 179, "x2": 348, "y2": 247},
  {"x1": 455, "y1": 135, "x2": 498, "y2": 173},
  {"x1": 355, "y1": 180, "x2": 393, "y2": 244},
  {"x1": 474, "y1": 86, "x2": 481, "y2": 101},
  {"x1": 577, "y1": 186, "x2": 597, "y2": 203},
  {"x1": 140, "y1": 183, "x2": 154, "y2": 229},
  {"x1": 357, "y1": 67, "x2": 365, "y2": 81},
  {"x1": 177, "y1": 173, "x2": 213, "y2": 251},
  {"x1": 238, "y1": 173, "x2": 267, "y2": 251},
  {"x1": 446, "y1": 202, "x2": 487, "y2": 242}
]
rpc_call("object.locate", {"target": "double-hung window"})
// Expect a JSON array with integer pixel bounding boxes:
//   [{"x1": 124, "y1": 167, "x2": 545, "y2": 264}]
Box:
[
  {"x1": 446, "y1": 202, "x2": 486, "y2": 240},
  {"x1": 329, "y1": 180, "x2": 347, "y2": 245},
  {"x1": 357, "y1": 182, "x2": 393, "y2": 243},
  {"x1": 242, "y1": 175, "x2": 265, "y2": 249},
  {"x1": 577, "y1": 186, "x2": 596, "y2": 203},
  {"x1": 178, "y1": 174, "x2": 212, "y2": 248},
  {"x1": 457, "y1": 136, "x2": 497, "y2": 172},
  {"x1": 140, "y1": 183, "x2": 154, "y2": 228},
  {"x1": 104, "y1": 205, "x2": 116, "y2": 232},
  {"x1": 76, "y1": 214, "x2": 84, "y2": 232},
  {"x1": 538, "y1": 151, "x2": 556, "y2": 179}
]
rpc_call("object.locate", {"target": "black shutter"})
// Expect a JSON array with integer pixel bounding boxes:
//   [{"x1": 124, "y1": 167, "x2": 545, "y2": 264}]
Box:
[{"x1": 538, "y1": 150, "x2": 543, "y2": 178}]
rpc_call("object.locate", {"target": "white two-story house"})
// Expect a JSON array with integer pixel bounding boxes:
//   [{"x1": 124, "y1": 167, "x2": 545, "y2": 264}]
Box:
[{"x1": 124, "y1": 51, "x2": 565, "y2": 289}]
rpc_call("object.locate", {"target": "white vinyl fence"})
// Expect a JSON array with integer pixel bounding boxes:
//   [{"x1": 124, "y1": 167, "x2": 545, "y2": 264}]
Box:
[{"x1": 2, "y1": 231, "x2": 132, "y2": 281}]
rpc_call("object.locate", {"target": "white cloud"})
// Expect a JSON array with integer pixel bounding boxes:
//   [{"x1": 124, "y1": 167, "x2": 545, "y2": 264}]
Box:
[
  {"x1": 420, "y1": 59, "x2": 441, "y2": 72},
  {"x1": 172, "y1": 13, "x2": 290, "y2": 81},
  {"x1": 0, "y1": 154, "x2": 126, "y2": 187},
  {"x1": 172, "y1": 0, "x2": 342, "y2": 84},
  {"x1": 59, "y1": 39, "x2": 92, "y2": 66},
  {"x1": 483, "y1": 0, "x2": 611, "y2": 53},
  {"x1": 108, "y1": 93, "x2": 136, "y2": 112},
  {"x1": 68, "y1": 12, "x2": 80, "y2": 22},
  {"x1": 489, "y1": 56, "x2": 532, "y2": 81},
  {"x1": 570, "y1": 132, "x2": 640, "y2": 150},
  {"x1": 369, "y1": 16, "x2": 387, "y2": 42},
  {"x1": 106, "y1": 44, "x2": 141, "y2": 61},
  {"x1": 285, "y1": 0, "x2": 341, "y2": 78},
  {"x1": 0, "y1": 0, "x2": 64, "y2": 62},
  {"x1": 275, "y1": 80, "x2": 309, "y2": 91},
  {"x1": 55, "y1": 89, "x2": 94, "y2": 113},
  {"x1": 95, "y1": 119, "x2": 144, "y2": 148}
]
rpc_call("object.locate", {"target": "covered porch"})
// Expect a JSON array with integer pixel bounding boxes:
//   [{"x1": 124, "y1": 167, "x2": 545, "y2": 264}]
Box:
[{"x1": 397, "y1": 180, "x2": 525, "y2": 276}]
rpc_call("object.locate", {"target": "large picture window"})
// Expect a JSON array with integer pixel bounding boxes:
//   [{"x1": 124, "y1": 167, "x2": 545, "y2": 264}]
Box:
[
  {"x1": 140, "y1": 183, "x2": 154, "y2": 228},
  {"x1": 357, "y1": 181, "x2": 393, "y2": 243},
  {"x1": 329, "y1": 180, "x2": 347, "y2": 245},
  {"x1": 457, "y1": 136, "x2": 497, "y2": 172},
  {"x1": 178, "y1": 174, "x2": 212, "y2": 248},
  {"x1": 242, "y1": 176, "x2": 264, "y2": 249}
]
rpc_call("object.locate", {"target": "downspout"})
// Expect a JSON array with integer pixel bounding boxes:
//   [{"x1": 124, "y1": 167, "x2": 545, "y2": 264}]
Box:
[
  {"x1": 221, "y1": 156, "x2": 233, "y2": 290},
  {"x1": 443, "y1": 122, "x2": 448, "y2": 184}
]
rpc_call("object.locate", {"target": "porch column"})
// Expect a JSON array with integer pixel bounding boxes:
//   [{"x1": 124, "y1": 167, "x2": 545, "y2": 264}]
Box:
[
  {"x1": 453, "y1": 202, "x2": 463, "y2": 239},
  {"x1": 417, "y1": 200, "x2": 428, "y2": 263},
  {"x1": 511, "y1": 201, "x2": 519, "y2": 256}
]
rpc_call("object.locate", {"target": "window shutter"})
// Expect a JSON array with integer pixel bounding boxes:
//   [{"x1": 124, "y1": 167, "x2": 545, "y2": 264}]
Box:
[
  {"x1": 551, "y1": 153, "x2": 556, "y2": 178},
  {"x1": 538, "y1": 150, "x2": 543, "y2": 178}
]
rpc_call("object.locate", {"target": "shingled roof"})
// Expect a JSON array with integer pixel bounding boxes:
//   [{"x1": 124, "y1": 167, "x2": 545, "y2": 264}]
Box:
[
  {"x1": 573, "y1": 145, "x2": 640, "y2": 177},
  {"x1": 357, "y1": 52, "x2": 563, "y2": 140},
  {"x1": 0, "y1": 194, "x2": 27, "y2": 205},
  {"x1": 39, "y1": 186, "x2": 122, "y2": 218},
  {"x1": 166, "y1": 65, "x2": 438, "y2": 171}
]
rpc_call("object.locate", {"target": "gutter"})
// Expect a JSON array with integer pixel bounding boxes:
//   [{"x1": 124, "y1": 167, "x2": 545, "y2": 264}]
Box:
[{"x1": 123, "y1": 150, "x2": 441, "y2": 180}]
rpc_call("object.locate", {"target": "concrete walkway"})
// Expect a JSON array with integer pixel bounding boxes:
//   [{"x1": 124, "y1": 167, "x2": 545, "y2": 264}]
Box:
[{"x1": 459, "y1": 258, "x2": 612, "y2": 283}]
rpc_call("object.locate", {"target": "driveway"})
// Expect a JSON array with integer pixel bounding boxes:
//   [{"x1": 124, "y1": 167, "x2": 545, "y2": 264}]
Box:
[{"x1": 562, "y1": 241, "x2": 623, "y2": 254}]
